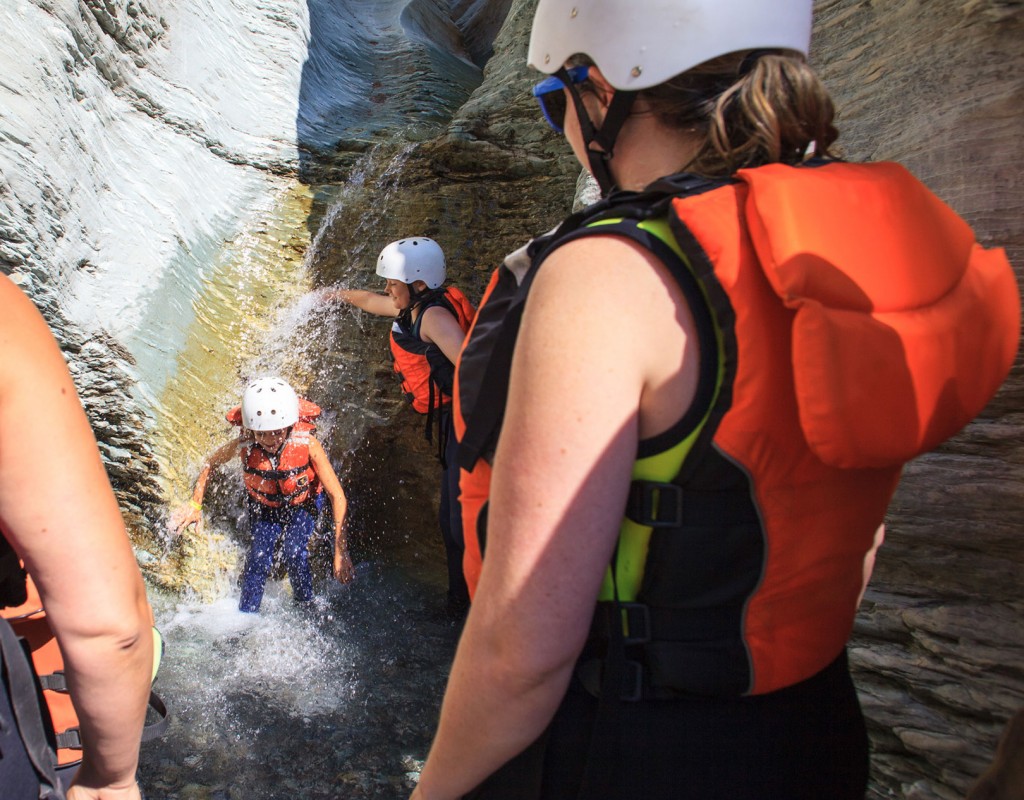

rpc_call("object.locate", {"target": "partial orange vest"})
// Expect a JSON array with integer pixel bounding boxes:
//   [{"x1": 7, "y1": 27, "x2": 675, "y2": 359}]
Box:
[
  {"x1": 2, "y1": 574, "x2": 85, "y2": 771},
  {"x1": 390, "y1": 286, "x2": 476, "y2": 414}
]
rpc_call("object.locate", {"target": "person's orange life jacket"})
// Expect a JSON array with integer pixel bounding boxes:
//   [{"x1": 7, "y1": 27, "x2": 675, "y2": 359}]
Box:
[{"x1": 389, "y1": 286, "x2": 476, "y2": 414}]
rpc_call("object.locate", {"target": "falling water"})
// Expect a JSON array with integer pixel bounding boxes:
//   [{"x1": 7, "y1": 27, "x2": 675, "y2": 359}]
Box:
[
  {"x1": 136, "y1": 146, "x2": 461, "y2": 798},
  {"x1": 140, "y1": 565, "x2": 459, "y2": 799}
]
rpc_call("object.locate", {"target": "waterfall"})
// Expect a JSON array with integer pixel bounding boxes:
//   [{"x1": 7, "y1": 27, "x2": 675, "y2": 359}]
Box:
[{"x1": 1, "y1": 0, "x2": 506, "y2": 795}]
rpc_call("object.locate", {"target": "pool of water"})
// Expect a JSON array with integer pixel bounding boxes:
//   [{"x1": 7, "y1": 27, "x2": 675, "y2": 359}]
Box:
[{"x1": 139, "y1": 541, "x2": 461, "y2": 799}]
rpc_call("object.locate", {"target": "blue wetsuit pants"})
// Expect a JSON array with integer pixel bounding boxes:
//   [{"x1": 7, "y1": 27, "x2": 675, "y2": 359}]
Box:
[{"x1": 238, "y1": 494, "x2": 322, "y2": 613}]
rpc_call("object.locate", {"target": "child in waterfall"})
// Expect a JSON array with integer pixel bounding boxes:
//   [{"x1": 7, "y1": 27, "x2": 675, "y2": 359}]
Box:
[{"x1": 177, "y1": 377, "x2": 354, "y2": 612}]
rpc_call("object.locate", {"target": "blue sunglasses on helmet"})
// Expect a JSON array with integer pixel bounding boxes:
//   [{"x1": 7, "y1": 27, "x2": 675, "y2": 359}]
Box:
[{"x1": 532, "y1": 65, "x2": 591, "y2": 133}]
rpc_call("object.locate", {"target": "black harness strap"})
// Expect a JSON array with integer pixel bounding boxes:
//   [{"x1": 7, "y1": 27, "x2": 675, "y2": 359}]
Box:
[
  {"x1": 457, "y1": 175, "x2": 727, "y2": 472},
  {"x1": 243, "y1": 462, "x2": 311, "y2": 481},
  {"x1": 0, "y1": 535, "x2": 27, "y2": 608}
]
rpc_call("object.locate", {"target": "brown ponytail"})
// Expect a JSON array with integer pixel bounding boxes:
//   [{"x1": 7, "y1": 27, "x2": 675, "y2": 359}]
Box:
[{"x1": 641, "y1": 50, "x2": 839, "y2": 177}]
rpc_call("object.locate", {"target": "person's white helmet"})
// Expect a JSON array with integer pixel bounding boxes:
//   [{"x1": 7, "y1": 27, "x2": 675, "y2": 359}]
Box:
[
  {"x1": 376, "y1": 237, "x2": 446, "y2": 289},
  {"x1": 527, "y1": 0, "x2": 813, "y2": 90},
  {"x1": 241, "y1": 377, "x2": 299, "y2": 431}
]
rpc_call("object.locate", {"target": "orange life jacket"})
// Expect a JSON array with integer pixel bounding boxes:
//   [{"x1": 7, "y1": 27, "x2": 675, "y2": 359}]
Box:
[
  {"x1": 454, "y1": 161, "x2": 1020, "y2": 697},
  {"x1": 0, "y1": 567, "x2": 168, "y2": 780},
  {"x1": 226, "y1": 399, "x2": 323, "y2": 507},
  {"x1": 389, "y1": 286, "x2": 475, "y2": 414},
  {"x1": 1, "y1": 574, "x2": 82, "y2": 772}
]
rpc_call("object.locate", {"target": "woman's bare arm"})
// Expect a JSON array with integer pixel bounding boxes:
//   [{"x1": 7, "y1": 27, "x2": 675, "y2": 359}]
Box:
[
  {"x1": 324, "y1": 288, "x2": 396, "y2": 317},
  {"x1": 412, "y1": 236, "x2": 698, "y2": 798},
  {"x1": 0, "y1": 276, "x2": 152, "y2": 800}
]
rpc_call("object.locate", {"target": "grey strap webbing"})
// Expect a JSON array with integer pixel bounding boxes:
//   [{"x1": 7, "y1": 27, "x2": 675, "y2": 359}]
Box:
[{"x1": 0, "y1": 617, "x2": 65, "y2": 799}]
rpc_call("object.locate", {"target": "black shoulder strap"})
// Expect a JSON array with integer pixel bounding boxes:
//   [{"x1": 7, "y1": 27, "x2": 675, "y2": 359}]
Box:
[
  {"x1": 457, "y1": 173, "x2": 731, "y2": 472},
  {"x1": 456, "y1": 265, "x2": 527, "y2": 470},
  {"x1": 410, "y1": 290, "x2": 454, "y2": 339},
  {"x1": 0, "y1": 535, "x2": 28, "y2": 608}
]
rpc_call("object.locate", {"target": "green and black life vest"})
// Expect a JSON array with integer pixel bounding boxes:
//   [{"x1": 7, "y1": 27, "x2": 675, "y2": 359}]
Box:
[{"x1": 454, "y1": 161, "x2": 1019, "y2": 698}]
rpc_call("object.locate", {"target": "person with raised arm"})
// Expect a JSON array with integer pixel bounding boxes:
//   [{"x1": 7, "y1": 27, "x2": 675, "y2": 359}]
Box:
[{"x1": 326, "y1": 237, "x2": 475, "y2": 615}]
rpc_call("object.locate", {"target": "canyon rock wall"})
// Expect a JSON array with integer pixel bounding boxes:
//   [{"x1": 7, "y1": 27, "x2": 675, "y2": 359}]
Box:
[{"x1": 813, "y1": 2, "x2": 1023, "y2": 797}]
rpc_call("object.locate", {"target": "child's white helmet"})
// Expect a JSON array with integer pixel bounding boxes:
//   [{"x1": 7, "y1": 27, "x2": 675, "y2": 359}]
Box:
[
  {"x1": 241, "y1": 377, "x2": 299, "y2": 431},
  {"x1": 527, "y1": 0, "x2": 813, "y2": 89},
  {"x1": 376, "y1": 237, "x2": 446, "y2": 289}
]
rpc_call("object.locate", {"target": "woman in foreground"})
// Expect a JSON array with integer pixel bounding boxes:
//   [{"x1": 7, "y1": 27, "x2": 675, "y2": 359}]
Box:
[{"x1": 413, "y1": 1, "x2": 1019, "y2": 797}]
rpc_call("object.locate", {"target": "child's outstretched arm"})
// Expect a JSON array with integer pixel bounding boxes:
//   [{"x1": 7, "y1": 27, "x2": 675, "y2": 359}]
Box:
[
  {"x1": 308, "y1": 436, "x2": 354, "y2": 583},
  {"x1": 323, "y1": 287, "x2": 396, "y2": 317},
  {"x1": 177, "y1": 439, "x2": 241, "y2": 534}
]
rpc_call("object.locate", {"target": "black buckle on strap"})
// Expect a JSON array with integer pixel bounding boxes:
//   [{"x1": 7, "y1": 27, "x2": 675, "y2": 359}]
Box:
[
  {"x1": 627, "y1": 480, "x2": 683, "y2": 528},
  {"x1": 576, "y1": 658, "x2": 646, "y2": 702},
  {"x1": 38, "y1": 670, "x2": 68, "y2": 693},
  {"x1": 620, "y1": 602, "x2": 651, "y2": 646},
  {"x1": 56, "y1": 727, "x2": 82, "y2": 751},
  {"x1": 622, "y1": 660, "x2": 644, "y2": 702}
]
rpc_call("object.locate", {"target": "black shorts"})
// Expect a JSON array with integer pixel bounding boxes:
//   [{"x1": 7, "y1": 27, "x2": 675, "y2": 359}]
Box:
[{"x1": 467, "y1": 649, "x2": 868, "y2": 800}]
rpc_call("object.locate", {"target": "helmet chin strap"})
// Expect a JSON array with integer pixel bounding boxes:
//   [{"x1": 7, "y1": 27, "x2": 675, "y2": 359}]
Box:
[
  {"x1": 563, "y1": 76, "x2": 637, "y2": 197},
  {"x1": 400, "y1": 283, "x2": 439, "y2": 328}
]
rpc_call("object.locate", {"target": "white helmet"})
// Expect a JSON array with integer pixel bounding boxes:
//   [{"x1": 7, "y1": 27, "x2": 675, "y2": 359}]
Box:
[
  {"x1": 527, "y1": 0, "x2": 813, "y2": 90},
  {"x1": 376, "y1": 237, "x2": 446, "y2": 289},
  {"x1": 241, "y1": 377, "x2": 299, "y2": 431}
]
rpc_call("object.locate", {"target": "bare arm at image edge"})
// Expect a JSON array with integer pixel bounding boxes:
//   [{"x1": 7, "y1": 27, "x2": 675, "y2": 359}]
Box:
[{"x1": 0, "y1": 275, "x2": 152, "y2": 800}]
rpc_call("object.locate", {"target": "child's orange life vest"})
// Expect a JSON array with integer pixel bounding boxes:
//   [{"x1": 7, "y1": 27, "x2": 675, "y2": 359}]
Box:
[{"x1": 226, "y1": 399, "x2": 324, "y2": 507}]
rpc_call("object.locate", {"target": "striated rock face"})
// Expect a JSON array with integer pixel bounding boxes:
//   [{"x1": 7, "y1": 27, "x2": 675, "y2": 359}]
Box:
[{"x1": 1, "y1": 0, "x2": 317, "y2": 532}]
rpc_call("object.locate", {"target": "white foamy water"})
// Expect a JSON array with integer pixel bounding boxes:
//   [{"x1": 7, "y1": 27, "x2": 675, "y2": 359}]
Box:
[{"x1": 143, "y1": 554, "x2": 461, "y2": 799}]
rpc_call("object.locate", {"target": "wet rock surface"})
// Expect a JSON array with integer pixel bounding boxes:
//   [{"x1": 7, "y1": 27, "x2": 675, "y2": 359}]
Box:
[{"x1": 813, "y1": 3, "x2": 1024, "y2": 796}]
